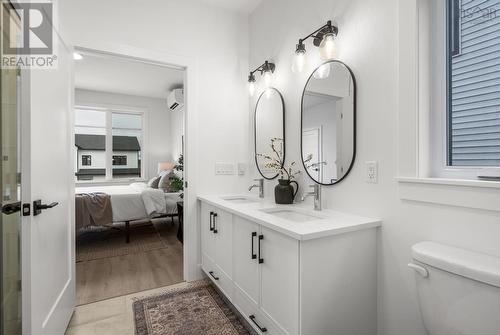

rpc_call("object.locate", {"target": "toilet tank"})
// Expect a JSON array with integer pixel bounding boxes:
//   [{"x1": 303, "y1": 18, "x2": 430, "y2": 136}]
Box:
[{"x1": 410, "y1": 241, "x2": 500, "y2": 335}]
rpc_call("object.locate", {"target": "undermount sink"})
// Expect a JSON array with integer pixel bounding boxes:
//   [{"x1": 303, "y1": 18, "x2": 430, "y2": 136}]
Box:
[
  {"x1": 220, "y1": 195, "x2": 260, "y2": 204},
  {"x1": 260, "y1": 208, "x2": 324, "y2": 223}
]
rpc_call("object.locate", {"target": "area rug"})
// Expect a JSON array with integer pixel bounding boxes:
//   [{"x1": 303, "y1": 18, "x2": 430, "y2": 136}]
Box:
[
  {"x1": 76, "y1": 222, "x2": 168, "y2": 262},
  {"x1": 133, "y1": 281, "x2": 254, "y2": 335}
]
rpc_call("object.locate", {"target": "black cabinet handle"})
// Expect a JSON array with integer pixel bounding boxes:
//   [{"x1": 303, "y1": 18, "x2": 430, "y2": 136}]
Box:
[
  {"x1": 258, "y1": 234, "x2": 264, "y2": 264},
  {"x1": 209, "y1": 211, "x2": 214, "y2": 231},
  {"x1": 213, "y1": 213, "x2": 218, "y2": 234},
  {"x1": 249, "y1": 315, "x2": 267, "y2": 333},
  {"x1": 208, "y1": 271, "x2": 219, "y2": 280},
  {"x1": 251, "y1": 232, "x2": 257, "y2": 259}
]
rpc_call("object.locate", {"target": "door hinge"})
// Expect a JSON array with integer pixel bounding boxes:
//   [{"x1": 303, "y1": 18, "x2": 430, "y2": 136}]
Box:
[{"x1": 184, "y1": 181, "x2": 188, "y2": 188}]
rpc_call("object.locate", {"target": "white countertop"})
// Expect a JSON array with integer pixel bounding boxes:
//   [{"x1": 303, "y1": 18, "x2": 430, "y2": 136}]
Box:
[{"x1": 198, "y1": 195, "x2": 382, "y2": 241}]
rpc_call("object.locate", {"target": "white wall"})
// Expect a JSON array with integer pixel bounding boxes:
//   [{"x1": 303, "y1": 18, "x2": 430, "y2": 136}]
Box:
[
  {"x1": 61, "y1": 0, "x2": 250, "y2": 194},
  {"x1": 75, "y1": 89, "x2": 172, "y2": 179},
  {"x1": 249, "y1": 1, "x2": 500, "y2": 335}
]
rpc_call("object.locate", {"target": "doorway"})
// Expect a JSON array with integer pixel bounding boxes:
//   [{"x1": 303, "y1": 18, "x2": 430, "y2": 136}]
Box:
[{"x1": 72, "y1": 50, "x2": 186, "y2": 305}]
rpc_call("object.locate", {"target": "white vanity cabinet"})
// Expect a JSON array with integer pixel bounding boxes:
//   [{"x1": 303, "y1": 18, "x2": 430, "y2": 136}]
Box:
[
  {"x1": 232, "y1": 216, "x2": 299, "y2": 335},
  {"x1": 200, "y1": 201, "x2": 233, "y2": 299},
  {"x1": 199, "y1": 197, "x2": 379, "y2": 335}
]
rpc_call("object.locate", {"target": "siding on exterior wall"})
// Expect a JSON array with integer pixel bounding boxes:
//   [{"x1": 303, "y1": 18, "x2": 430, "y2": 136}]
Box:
[{"x1": 450, "y1": 0, "x2": 500, "y2": 166}]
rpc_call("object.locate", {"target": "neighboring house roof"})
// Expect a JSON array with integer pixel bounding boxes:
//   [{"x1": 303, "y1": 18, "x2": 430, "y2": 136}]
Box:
[{"x1": 75, "y1": 134, "x2": 140, "y2": 151}]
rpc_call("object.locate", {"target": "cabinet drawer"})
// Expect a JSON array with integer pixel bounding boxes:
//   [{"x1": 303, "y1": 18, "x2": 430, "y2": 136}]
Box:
[
  {"x1": 203, "y1": 260, "x2": 233, "y2": 301},
  {"x1": 234, "y1": 286, "x2": 285, "y2": 335}
]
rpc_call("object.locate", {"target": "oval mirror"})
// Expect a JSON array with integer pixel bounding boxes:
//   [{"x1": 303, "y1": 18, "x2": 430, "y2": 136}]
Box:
[
  {"x1": 301, "y1": 60, "x2": 356, "y2": 185},
  {"x1": 255, "y1": 88, "x2": 285, "y2": 179}
]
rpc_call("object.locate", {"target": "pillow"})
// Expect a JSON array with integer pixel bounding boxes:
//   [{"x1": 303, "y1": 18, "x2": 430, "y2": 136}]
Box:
[
  {"x1": 147, "y1": 176, "x2": 161, "y2": 189},
  {"x1": 158, "y1": 171, "x2": 175, "y2": 191}
]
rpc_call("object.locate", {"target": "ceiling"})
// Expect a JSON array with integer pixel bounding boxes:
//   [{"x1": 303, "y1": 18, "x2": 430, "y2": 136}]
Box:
[
  {"x1": 195, "y1": 0, "x2": 263, "y2": 13},
  {"x1": 74, "y1": 53, "x2": 184, "y2": 99}
]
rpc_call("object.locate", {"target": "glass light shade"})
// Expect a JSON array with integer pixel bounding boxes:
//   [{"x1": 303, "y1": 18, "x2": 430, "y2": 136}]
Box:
[
  {"x1": 292, "y1": 50, "x2": 307, "y2": 73},
  {"x1": 263, "y1": 71, "x2": 272, "y2": 88},
  {"x1": 313, "y1": 63, "x2": 331, "y2": 79},
  {"x1": 248, "y1": 81, "x2": 256, "y2": 96},
  {"x1": 319, "y1": 33, "x2": 336, "y2": 60}
]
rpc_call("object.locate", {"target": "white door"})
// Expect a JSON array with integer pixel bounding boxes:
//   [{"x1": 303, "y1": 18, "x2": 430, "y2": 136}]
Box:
[
  {"x1": 21, "y1": 23, "x2": 75, "y2": 335},
  {"x1": 232, "y1": 216, "x2": 260, "y2": 306},
  {"x1": 302, "y1": 128, "x2": 322, "y2": 182},
  {"x1": 260, "y1": 227, "x2": 299, "y2": 335}
]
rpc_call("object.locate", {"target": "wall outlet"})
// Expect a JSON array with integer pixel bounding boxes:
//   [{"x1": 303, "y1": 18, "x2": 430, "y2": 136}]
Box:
[
  {"x1": 366, "y1": 161, "x2": 378, "y2": 183},
  {"x1": 215, "y1": 162, "x2": 236, "y2": 175}
]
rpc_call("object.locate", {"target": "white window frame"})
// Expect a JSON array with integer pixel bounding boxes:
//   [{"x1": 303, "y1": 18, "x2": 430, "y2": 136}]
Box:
[
  {"x1": 397, "y1": 0, "x2": 500, "y2": 212},
  {"x1": 430, "y1": 0, "x2": 500, "y2": 180},
  {"x1": 74, "y1": 104, "x2": 147, "y2": 185}
]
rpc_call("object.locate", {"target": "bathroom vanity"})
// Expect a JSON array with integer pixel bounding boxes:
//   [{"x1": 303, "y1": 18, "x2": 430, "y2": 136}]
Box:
[{"x1": 198, "y1": 195, "x2": 381, "y2": 335}]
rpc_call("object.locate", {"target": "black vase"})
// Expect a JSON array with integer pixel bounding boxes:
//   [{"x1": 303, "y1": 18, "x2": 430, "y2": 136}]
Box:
[{"x1": 274, "y1": 179, "x2": 299, "y2": 204}]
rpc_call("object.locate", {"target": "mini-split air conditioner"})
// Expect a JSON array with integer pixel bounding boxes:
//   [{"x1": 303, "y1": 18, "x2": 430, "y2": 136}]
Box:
[{"x1": 167, "y1": 88, "x2": 184, "y2": 111}]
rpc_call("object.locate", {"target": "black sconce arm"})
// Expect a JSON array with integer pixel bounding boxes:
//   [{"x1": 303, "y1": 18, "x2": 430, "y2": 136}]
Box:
[
  {"x1": 297, "y1": 20, "x2": 338, "y2": 47},
  {"x1": 249, "y1": 60, "x2": 276, "y2": 76}
]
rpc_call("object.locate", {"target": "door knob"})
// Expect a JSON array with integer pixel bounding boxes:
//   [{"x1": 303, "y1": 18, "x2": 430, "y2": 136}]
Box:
[
  {"x1": 33, "y1": 200, "x2": 58, "y2": 216},
  {"x1": 1, "y1": 202, "x2": 21, "y2": 215}
]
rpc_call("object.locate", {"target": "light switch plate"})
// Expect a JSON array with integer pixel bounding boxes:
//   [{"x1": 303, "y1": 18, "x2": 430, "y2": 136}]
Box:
[
  {"x1": 215, "y1": 162, "x2": 236, "y2": 175},
  {"x1": 366, "y1": 161, "x2": 378, "y2": 183}
]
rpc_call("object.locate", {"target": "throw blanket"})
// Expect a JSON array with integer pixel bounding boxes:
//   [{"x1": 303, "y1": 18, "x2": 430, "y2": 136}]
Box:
[
  {"x1": 75, "y1": 192, "x2": 113, "y2": 230},
  {"x1": 141, "y1": 188, "x2": 167, "y2": 216}
]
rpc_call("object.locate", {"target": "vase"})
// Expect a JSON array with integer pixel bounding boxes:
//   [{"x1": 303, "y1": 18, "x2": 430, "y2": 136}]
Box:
[{"x1": 274, "y1": 179, "x2": 299, "y2": 204}]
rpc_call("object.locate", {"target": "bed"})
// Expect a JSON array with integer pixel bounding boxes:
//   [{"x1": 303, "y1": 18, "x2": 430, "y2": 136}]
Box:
[{"x1": 76, "y1": 182, "x2": 182, "y2": 242}]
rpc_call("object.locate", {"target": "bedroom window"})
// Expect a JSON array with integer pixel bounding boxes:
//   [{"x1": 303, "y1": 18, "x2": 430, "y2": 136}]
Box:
[
  {"x1": 75, "y1": 107, "x2": 144, "y2": 183},
  {"x1": 112, "y1": 112, "x2": 142, "y2": 179}
]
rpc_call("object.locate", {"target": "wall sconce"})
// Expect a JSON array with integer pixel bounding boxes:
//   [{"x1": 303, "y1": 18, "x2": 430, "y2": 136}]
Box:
[
  {"x1": 247, "y1": 60, "x2": 276, "y2": 96},
  {"x1": 292, "y1": 20, "x2": 338, "y2": 73}
]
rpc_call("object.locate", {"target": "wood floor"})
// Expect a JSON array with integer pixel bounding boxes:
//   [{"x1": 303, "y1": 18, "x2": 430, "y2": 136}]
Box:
[{"x1": 76, "y1": 219, "x2": 183, "y2": 306}]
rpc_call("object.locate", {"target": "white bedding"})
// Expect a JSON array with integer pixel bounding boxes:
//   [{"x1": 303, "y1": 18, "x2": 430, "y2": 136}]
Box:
[{"x1": 75, "y1": 182, "x2": 181, "y2": 222}]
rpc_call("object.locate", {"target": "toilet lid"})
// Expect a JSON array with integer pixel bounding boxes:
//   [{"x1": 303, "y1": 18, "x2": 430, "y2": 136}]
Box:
[{"x1": 412, "y1": 241, "x2": 500, "y2": 288}]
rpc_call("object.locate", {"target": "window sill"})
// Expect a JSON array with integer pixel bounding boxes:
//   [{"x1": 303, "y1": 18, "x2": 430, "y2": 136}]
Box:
[{"x1": 397, "y1": 177, "x2": 500, "y2": 212}]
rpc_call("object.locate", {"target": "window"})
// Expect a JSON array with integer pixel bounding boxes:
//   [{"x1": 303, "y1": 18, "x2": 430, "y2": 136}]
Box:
[
  {"x1": 74, "y1": 107, "x2": 144, "y2": 182},
  {"x1": 82, "y1": 155, "x2": 92, "y2": 166},
  {"x1": 443, "y1": 0, "x2": 500, "y2": 176},
  {"x1": 112, "y1": 155, "x2": 127, "y2": 166},
  {"x1": 112, "y1": 112, "x2": 142, "y2": 179},
  {"x1": 74, "y1": 109, "x2": 106, "y2": 182}
]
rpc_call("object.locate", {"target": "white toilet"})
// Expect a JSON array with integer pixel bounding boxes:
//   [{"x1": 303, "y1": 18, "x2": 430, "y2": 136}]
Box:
[{"x1": 409, "y1": 241, "x2": 500, "y2": 335}]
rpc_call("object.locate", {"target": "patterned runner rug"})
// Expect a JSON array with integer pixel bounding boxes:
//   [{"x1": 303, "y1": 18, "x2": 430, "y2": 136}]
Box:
[{"x1": 133, "y1": 281, "x2": 255, "y2": 335}]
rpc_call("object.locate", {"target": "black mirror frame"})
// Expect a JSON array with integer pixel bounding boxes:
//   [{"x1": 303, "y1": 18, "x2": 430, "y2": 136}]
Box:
[
  {"x1": 254, "y1": 88, "x2": 286, "y2": 180},
  {"x1": 300, "y1": 60, "x2": 356, "y2": 186}
]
